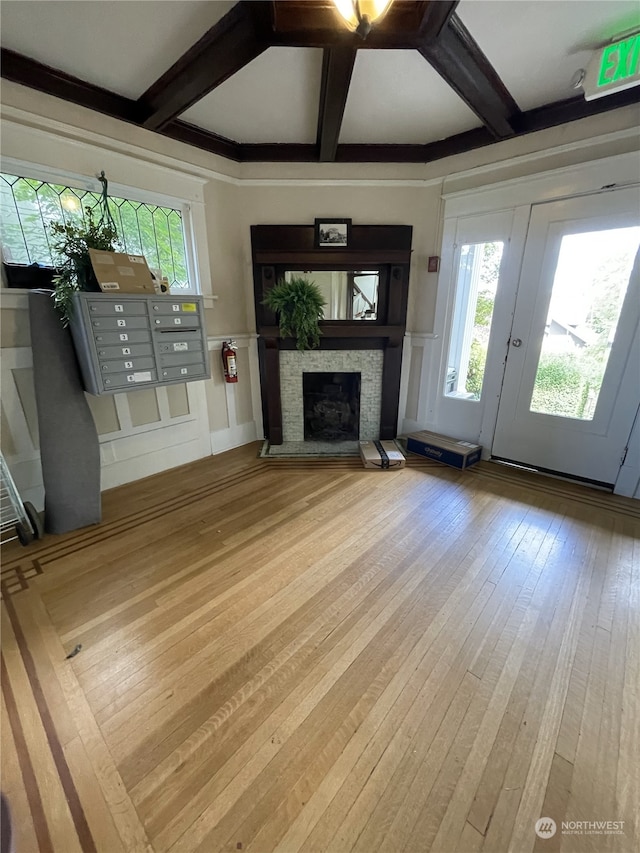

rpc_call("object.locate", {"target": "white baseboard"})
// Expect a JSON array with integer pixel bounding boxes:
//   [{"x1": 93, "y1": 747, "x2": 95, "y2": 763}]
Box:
[
  {"x1": 100, "y1": 436, "x2": 210, "y2": 491},
  {"x1": 211, "y1": 421, "x2": 260, "y2": 455}
]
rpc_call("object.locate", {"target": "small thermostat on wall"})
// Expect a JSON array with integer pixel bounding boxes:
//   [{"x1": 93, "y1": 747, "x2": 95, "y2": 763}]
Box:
[{"x1": 428, "y1": 256, "x2": 440, "y2": 273}]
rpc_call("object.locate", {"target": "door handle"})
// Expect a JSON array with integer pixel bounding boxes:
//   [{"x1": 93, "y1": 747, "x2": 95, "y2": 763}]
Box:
[{"x1": 511, "y1": 338, "x2": 522, "y2": 348}]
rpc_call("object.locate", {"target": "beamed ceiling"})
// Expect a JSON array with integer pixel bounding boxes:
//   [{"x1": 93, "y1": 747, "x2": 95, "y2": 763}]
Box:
[{"x1": 1, "y1": 0, "x2": 639, "y2": 165}]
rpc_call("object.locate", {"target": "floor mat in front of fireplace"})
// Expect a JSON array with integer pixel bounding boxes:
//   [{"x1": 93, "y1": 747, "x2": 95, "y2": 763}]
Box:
[{"x1": 260, "y1": 440, "x2": 360, "y2": 458}]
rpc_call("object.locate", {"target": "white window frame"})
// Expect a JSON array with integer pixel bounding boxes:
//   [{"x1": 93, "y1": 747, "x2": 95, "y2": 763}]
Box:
[{"x1": 0, "y1": 157, "x2": 204, "y2": 297}]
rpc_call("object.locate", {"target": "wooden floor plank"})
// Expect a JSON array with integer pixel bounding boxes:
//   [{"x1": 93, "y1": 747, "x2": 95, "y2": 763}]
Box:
[
  {"x1": 487, "y1": 520, "x2": 597, "y2": 853},
  {"x1": 1, "y1": 692, "x2": 42, "y2": 853},
  {"x1": 1, "y1": 445, "x2": 638, "y2": 853},
  {"x1": 612, "y1": 521, "x2": 640, "y2": 853},
  {"x1": 62, "y1": 736, "x2": 127, "y2": 853},
  {"x1": 22, "y1": 590, "x2": 155, "y2": 853},
  {"x1": 533, "y1": 752, "x2": 575, "y2": 853},
  {"x1": 1, "y1": 606, "x2": 84, "y2": 853}
]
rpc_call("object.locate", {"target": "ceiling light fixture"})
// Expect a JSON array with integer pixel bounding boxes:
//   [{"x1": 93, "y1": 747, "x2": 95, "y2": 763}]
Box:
[{"x1": 332, "y1": 0, "x2": 393, "y2": 39}]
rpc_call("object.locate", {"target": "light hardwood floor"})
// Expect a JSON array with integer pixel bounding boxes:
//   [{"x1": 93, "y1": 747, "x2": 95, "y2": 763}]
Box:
[{"x1": 1, "y1": 444, "x2": 638, "y2": 853}]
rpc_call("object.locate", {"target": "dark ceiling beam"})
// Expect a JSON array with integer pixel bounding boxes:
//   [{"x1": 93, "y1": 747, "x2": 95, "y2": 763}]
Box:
[
  {"x1": 419, "y1": 14, "x2": 519, "y2": 139},
  {"x1": 513, "y1": 86, "x2": 640, "y2": 134},
  {"x1": 337, "y1": 127, "x2": 494, "y2": 163},
  {"x1": 239, "y1": 128, "x2": 493, "y2": 164},
  {"x1": 0, "y1": 48, "x2": 142, "y2": 124},
  {"x1": 240, "y1": 144, "x2": 318, "y2": 162},
  {"x1": 161, "y1": 121, "x2": 242, "y2": 162},
  {"x1": 316, "y1": 48, "x2": 358, "y2": 162},
  {"x1": 418, "y1": 0, "x2": 458, "y2": 39},
  {"x1": 138, "y1": 1, "x2": 272, "y2": 132},
  {"x1": 268, "y1": 30, "x2": 417, "y2": 48}
]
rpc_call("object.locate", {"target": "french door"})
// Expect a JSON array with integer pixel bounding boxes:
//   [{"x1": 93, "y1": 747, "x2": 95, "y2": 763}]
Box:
[{"x1": 492, "y1": 189, "x2": 640, "y2": 486}]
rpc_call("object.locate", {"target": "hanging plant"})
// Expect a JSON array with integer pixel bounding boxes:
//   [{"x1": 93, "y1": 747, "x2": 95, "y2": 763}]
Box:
[
  {"x1": 50, "y1": 171, "x2": 120, "y2": 326},
  {"x1": 263, "y1": 276, "x2": 326, "y2": 351}
]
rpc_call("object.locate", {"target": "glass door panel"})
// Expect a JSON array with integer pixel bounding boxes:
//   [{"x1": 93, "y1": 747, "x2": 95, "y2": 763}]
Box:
[
  {"x1": 445, "y1": 241, "x2": 504, "y2": 400},
  {"x1": 492, "y1": 188, "x2": 640, "y2": 485},
  {"x1": 530, "y1": 227, "x2": 640, "y2": 420}
]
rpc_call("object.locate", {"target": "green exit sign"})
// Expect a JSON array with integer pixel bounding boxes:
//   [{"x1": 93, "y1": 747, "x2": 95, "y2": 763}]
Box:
[{"x1": 583, "y1": 31, "x2": 640, "y2": 100}]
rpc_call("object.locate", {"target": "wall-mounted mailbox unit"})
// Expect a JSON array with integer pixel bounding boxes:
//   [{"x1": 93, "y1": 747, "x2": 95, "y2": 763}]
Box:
[{"x1": 69, "y1": 292, "x2": 210, "y2": 395}]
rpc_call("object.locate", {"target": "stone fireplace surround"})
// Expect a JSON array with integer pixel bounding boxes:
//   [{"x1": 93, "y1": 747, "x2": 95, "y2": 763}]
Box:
[
  {"x1": 251, "y1": 223, "x2": 412, "y2": 445},
  {"x1": 281, "y1": 350, "x2": 383, "y2": 442}
]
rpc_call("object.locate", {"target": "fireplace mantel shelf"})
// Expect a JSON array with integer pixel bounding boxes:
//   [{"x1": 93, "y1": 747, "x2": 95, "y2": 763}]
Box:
[{"x1": 259, "y1": 324, "x2": 405, "y2": 340}]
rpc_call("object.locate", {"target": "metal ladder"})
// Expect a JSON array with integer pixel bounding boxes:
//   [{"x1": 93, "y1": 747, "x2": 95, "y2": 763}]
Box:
[{"x1": 0, "y1": 452, "x2": 43, "y2": 546}]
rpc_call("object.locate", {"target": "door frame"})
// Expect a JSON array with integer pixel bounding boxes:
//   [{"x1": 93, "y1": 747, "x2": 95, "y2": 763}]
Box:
[
  {"x1": 421, "y1": 150, "x2": 640, "y2": 495},
  {"x1": 492, "y1": 191, "x2": 640, "y2": 485},
  {"x1": 424, "y1": 206, "x2": 531, "y2": 450}
]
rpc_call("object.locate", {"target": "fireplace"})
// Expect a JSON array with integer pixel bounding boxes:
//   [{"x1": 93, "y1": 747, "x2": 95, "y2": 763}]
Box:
[
  {"x1": 303, "y1": 372, "x2": 361, "y2": 441},
  {"x1": 280, "y1": 350, "x2": 383, "y2": 442},
  {"x1": 251, "y1": 223, "x2": 412, "y2": 444}
]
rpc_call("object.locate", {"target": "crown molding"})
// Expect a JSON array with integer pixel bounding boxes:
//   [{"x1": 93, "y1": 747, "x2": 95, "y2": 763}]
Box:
[{"x1": 2, "y1": 104, "x2": 638, "y2": 192}]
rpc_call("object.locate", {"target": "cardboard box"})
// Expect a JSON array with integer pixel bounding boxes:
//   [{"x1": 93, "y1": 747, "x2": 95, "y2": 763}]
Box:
[
  {"x1": 359, "y1": 440, "x2": 405, "y2": 470},
  {"x1": 406, "y1": 431, "x2": 481, "y2": 470},
  {"x1": 89, "y1": 249, "x2": 155, "y2": 295}
]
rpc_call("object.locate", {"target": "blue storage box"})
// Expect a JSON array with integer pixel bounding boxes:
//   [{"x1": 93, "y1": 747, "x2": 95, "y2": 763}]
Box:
[{"x1": 406, "y1": 431, "x2": 481, "y2": 470}]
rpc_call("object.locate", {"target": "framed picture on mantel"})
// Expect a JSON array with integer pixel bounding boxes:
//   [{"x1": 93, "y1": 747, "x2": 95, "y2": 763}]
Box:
[{"x1": 315, "y1": 218, "x2": 351, "y2": 248}]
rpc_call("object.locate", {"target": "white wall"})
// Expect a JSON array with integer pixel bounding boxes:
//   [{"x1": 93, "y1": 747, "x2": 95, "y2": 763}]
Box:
[{"x1": 1, "y1": 80, "x2": 639, "y2": 506}]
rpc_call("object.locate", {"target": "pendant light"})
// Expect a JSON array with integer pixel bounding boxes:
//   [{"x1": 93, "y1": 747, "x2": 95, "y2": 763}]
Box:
[{"x1": 332, "y1": 0, "x2": 393, "y2": 39}]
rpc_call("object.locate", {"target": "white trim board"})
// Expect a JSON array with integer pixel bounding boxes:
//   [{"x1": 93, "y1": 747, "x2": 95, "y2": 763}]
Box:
[
  {"x1": 442, "y1": 151, "x2": 640, "y2": 217},
  {"x1": 0, "y1": 106, "x2": 236, "y2": 188},
  {"x1": 441, "y1": 126, "x2": 639, "y2": 187},
  {"x1": 0, "y1": 150, "x2": 207, "y2": 208},
  {"x1": 0, "y1": 290, "x2": 219, "y2": 306},
  {"x1": 405, "y1": 332, "x2": 439, "y2": 340}
]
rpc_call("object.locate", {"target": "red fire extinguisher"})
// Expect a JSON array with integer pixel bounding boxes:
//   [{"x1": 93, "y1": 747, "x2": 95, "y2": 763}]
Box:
[{"x1": 221, "y1": 340, "x2": 238, "y2": 383}]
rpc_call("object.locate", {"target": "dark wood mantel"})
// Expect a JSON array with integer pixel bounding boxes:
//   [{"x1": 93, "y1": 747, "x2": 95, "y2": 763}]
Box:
[{"x1": 252, "y1": 223, "x2": 413, "y2": 445}]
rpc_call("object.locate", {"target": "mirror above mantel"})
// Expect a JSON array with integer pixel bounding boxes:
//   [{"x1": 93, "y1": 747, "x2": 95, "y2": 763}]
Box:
[{"x1": 283, "y1": 270, "x2": 380, "y2": 321}]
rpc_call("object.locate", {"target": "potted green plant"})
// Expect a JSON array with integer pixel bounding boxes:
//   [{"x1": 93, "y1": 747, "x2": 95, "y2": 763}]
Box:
[
  {"x1": 50, "y1": 205, "x2": 120, "y2": 326},
  {"x1": 263, "y1": 276, "x2": 326, "y2": 351}
]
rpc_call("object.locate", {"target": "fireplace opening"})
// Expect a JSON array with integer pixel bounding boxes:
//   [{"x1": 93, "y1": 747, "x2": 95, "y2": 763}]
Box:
[{"x1": 303, "y1": 372, "x2": 361, "y2": 441}]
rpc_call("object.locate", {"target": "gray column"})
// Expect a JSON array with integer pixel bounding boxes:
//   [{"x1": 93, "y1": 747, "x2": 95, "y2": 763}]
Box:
[{"x1": 29, "y1": 290, "x2": 101, "y2": 533}]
